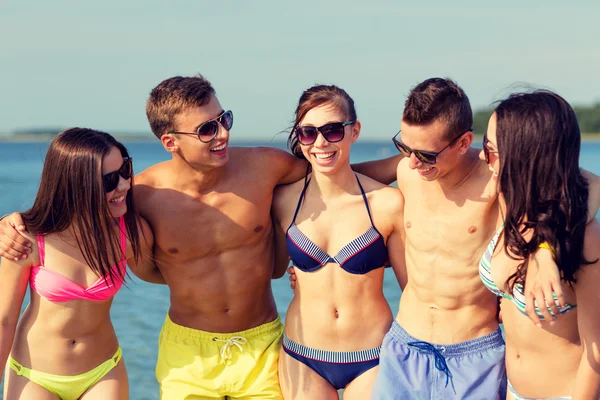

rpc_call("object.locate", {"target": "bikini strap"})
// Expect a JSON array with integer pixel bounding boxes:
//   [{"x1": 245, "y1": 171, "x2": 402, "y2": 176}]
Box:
[
  {"x1": 37, "y1": 235, "x2": 45, "y2": 266},
  {"x1": 355, "y1": 174, "x2": 375, "y2": 226},
  {"x1": 291, "y1": 178, "x2": 311, "y2": 224},
  {"x1": 290, "y1": 163, "x2": 312, "y2": 224}
]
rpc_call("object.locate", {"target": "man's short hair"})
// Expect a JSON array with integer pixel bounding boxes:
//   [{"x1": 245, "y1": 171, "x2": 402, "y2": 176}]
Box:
[
  {"x1": 403, "y1": 78, "x2": 473, "y2": 140},
  {"x1": 146, "y1": 75, "x2": 216, "y2": 139}
]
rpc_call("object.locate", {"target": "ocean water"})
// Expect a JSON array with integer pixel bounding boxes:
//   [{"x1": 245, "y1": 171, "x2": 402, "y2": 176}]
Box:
[{"x1": 0, "y1": 139, "x2": 599, "y2": 399}]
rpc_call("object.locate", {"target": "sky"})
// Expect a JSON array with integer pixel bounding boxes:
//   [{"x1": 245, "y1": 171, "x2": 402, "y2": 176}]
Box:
[{"x1": 1, "y1": 1, "x2": 599, "y2": 139}]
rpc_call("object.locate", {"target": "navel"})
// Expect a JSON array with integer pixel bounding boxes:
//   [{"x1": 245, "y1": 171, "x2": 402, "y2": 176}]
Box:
[{"x1": 167, "y1": 247, "x2": 179, "y2": 254}]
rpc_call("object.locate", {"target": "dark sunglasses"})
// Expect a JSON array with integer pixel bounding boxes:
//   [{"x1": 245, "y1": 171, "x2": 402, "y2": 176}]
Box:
[
  {"x1": 103, "y1": 157, "x2": 133, "y2": 193},
  {"x1": 392, "y1": 129, "x2": 470, "y2": 165},
  {"x1": 294, "y1": 121, "x2": 355, "y2": 145},
  {"x1": 482, "y1": 133, "x2": 499, "y2": 164},
  {"x1": 170, "y1": 110, "x2": 234, "y2": 143}
]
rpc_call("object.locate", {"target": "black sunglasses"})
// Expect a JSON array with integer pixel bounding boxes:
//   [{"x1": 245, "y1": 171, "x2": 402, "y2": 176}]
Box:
[
  {"x1": 170, "y1": 110, "x2": 234, "y2": 143},
  {"x1": 295, "y1": 121, "x2": 355, "y2": 145},
  {"x1": 482, "y1": 133, "x2": 499, "y2": 164},
  {"x1": 103, "y1": 157, "x2": 133, "y2": 193},
  {"x1": 392, "y1": 129, "x2": 470, "y2": 165}
]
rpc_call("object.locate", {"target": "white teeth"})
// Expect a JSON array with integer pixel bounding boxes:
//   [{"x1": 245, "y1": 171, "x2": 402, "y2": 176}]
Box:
[
  {"x1": 420, "y1": 167, "x2": 433, "y2": 173},
  {"x1": 110, "y1": 195, "x2": 125, "y2": 204},
  {"x1": 313, "y1": 152, "x2": 335, "y2": 160},
  {"x1": 211, "y1": 143, "x2": 226, "y2": 151}
]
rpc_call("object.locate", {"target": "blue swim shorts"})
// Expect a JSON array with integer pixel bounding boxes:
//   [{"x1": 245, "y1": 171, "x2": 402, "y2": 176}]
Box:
[{"x1": 371, "y1": 321, "x2": 506, "y2": 399}]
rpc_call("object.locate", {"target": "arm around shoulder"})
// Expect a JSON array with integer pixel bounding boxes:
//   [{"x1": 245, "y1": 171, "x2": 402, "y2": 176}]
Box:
[
  {"x1": 0, "y1": 212, "x2": 32, "y2": 260},
  {"x1": 352, "y1": 154, "x2": 403, "y2": 185},
  {"x1": 380, "y1": 187, "x2": 407, "y2": 289},
  {"x1": 572, "y1": 219, "x2": 600, "y2": 399},
  {"x1": 252, "y1": 147, "x2": 307, "y2": 186},
  {"x1": 127, "y1": 217, "x2": 165, "y2": 284}
]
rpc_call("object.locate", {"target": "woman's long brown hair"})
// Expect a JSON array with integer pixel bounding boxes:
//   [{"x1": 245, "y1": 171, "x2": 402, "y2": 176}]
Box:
[
  {"x1": 496, "y1": 91, "x2": 595, "y2": 291},
  {"x1": 22, "y1": 128, "x2": 142, "y2": 285}
]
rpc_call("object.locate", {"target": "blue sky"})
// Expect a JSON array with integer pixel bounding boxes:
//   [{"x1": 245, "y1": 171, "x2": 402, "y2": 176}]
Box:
[{"x1": 1, "y1": 1, "x2": 599, "y2": 139}]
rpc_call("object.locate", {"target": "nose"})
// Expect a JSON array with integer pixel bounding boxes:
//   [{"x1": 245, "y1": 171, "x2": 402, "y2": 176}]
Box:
[
  {"x1": 117, "y1": 174, "x2": 131, "y2": 192},
  {"x1": 216, "y1": 122, "x2": 230, "y2": 141},
  {"x1": 407, "y1": 153, "x2": 422, "y2": 170},
  {"x1": 313, "y1": 132, "x2": 329, "y2": 148},
  {"x1": 478, "y1": 149, "x2": 486, "y2": 163}
]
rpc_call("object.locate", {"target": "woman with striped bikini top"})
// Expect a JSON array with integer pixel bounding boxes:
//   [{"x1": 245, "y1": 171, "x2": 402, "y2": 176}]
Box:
[
  {"x1": 273, "y1": 84, "x2": 405, "y2": 399},
  {"x1": 477, "y1": 91, "x2": 600, "y2": 399},
  {"x1": 479, "y1": 225, "x2": 575, "y2": 320}
]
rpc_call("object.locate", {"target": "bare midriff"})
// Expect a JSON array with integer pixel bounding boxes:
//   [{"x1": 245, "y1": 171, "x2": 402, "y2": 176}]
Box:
[
  {"x1": 502, "y1": 300, "x2": 579, "y2": 398},
  {"x1": 11, "y1": 293, "x2": 119, "y2": 375},
  {"x1": 284, "y1": 267, "x2": 392, "y2": 351}
]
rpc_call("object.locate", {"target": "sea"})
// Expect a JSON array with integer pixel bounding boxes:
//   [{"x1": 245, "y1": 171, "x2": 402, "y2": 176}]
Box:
[{"x1": 0, "y1": 139, "x2": 599, "y2": 399}]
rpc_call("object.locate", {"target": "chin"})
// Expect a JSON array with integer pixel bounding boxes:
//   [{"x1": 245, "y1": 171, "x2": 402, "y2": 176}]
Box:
[{"x1": 108, "y1": 206, "x2": 128, "y2": 218}]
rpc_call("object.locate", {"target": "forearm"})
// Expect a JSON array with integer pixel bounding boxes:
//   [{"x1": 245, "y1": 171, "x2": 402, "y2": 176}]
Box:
[
  {"x1": 352, "y1": 154, "x2": 402, "y2": 185},
  {"x1": 128, "y1": 253, "x2": 166, "y2": 284},
  {"x1": 572, "y1": 356, "x2": 600, "y2": 400},
  {"x1": 271, "y1": 215, "x2": 290, "y2": 279},
  {"x1": 0, "y1": 323, "x2": 17, "y2": 382}
]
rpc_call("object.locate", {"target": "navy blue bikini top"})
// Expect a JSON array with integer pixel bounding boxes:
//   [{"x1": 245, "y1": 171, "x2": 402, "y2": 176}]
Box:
[{"x1": 286, "y1": 175, "x2": 388, "y2": 275}]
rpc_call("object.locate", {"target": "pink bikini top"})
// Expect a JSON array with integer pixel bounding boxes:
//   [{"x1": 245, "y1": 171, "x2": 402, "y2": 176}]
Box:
[{"x1": 30, "y1": 216, "x2": 127, "y2": 302}]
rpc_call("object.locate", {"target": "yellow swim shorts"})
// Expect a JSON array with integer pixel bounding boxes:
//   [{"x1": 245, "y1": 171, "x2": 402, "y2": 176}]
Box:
[{"x1": 156, "y1": 314, "x2": 283, "y2": 399}]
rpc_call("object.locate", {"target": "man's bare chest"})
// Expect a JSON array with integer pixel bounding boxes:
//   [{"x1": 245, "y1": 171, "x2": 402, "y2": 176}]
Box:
[
  {"x1": 144, "y1": 190, "x2": 272, "y2": 259},
  {"x1": 402, "y1": 193, "x2": 495, "y2": 254}
]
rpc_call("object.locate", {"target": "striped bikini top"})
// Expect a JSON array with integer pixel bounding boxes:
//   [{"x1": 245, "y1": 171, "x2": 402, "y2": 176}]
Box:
[
  {"x1": 479, "y1": 225, "x2": 575, "y2": 320},
  {"x1": 286, "y1": 174, "x2": 388, "y2": 275}
]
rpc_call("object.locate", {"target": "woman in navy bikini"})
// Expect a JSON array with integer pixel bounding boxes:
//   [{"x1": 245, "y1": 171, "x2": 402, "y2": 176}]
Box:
[
  {"x1": 479, "y1": 91, "x2": 600, "y2": 399},
  {"x1": 272, "y1": 85, "x2": 405, "y2": 399}
]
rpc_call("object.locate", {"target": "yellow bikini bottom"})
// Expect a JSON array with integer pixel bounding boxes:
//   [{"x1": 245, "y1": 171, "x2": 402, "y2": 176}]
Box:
[{"x1": 8, "y1": 347, "x2": 122, "y2": 400}]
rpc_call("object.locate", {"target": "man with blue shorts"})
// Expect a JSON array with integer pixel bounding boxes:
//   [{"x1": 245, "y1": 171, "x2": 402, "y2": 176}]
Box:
[{"x1": 372, "y1": 78, "x2": 509, "y2": 399}]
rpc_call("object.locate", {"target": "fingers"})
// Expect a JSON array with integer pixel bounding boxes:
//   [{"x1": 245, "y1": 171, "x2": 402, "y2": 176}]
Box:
[
  {"x1": 551, "y1": 280, "x2": 566, "y2": 309},
  {"x1": 525, "y1": 289, "x2": 542, "y2": 328},
  {"x1": 0, "y1": 236, "x2": 31, "y2": 261},
  {"x1": 533, "y1": 286, "x2": 554, "y2": 324},
  {"x1": 287, "y1": 266, "x2": 297, "y2": 290},
  {"x1": 542, "y1": 281, "x2": 560, "y2": 319}
]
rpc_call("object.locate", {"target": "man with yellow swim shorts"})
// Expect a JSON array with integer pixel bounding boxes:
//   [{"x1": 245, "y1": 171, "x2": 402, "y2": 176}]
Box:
[{"x1": 0, "y1": 75, "x2": 394, "y2": 398}]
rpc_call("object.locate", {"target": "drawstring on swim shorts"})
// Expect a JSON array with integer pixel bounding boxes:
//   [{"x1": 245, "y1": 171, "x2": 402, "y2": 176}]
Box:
[
  {"x1": 213, "y1": 336, "x2": 248, "y2": 362},
  {"x1": 407, "y1": 341, "x2": 456, "y2": 394}
]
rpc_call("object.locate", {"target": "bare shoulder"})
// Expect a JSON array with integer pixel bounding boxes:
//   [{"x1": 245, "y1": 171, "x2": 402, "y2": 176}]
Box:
[
  {"x1": 395, "y1": 157, "x2": 417, "y2": 195},
  {"x1": 273, "y1": 178, "x2": 305, "y2": 210},
  {"x1": 134, "y1": 161, "x2": 171, "y2": 189},
  {"x1": 356, "y1": 173, "x2": 404, "y2": 214}
]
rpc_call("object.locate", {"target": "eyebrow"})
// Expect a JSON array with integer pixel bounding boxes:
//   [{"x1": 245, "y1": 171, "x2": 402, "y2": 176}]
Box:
[{"x1": 192, "y1": 109, "x2": 225, "y2": 132}]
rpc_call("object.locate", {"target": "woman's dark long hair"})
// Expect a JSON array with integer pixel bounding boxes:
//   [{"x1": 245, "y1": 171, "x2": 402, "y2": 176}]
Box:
[
  {"x1": 22, "y1": 128, "x2": 142, "y2": 285},
  {"x1": 287, "y1": 84, "x2": 357, "y2": 159},
  {"x1": 496, "y1": 91, "x2": 593, "y2": 291}
]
